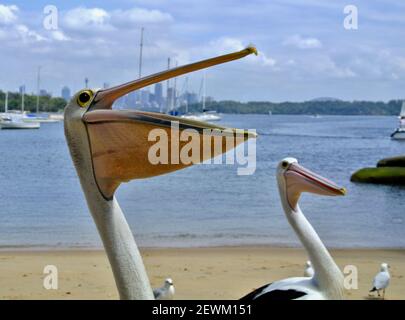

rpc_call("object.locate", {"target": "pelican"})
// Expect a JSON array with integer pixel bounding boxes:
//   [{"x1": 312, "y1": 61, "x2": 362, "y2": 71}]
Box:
[
  {"x1": 304, "y1": 261, "x2": 314, "y2": 278},
  {"x1": 153, "y1": 278, "x2": 175, "y2": 300},
  {"x1": 369, "y1": 263, "x2": 390, "y2": 299},
  {"x1": 64, "y1": 47, "x2": 257, "y2": 299},
  {"x1": 240, "y1": 158, "x2": 346, "y2": 300}
]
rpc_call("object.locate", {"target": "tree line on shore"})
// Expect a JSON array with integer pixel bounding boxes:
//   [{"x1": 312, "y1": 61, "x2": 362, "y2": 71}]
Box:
[
  {"x1": 1, "y1": 90, "x2": 402, "y2": 115},
  {"x1": 182, "y1": 99, "x2": 403, "y2": 116},
  {"x1": 0, "y1": 91, "x2": 66, "y2": 113}
]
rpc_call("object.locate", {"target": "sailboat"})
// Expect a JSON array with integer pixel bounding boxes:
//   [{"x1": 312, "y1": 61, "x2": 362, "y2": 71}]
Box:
[
  {"x1": 22, "y1": 67, "x2": 59, "y2": 123},
  {"x1": 180, "y1": 72, "x2": 221, "y2": 122},
  {"x1": 391, "y1": 101, "x2": 405, "y2": 140},
  {"x1": 0, "y1": 91, "x2": 40, "y2": 129}
]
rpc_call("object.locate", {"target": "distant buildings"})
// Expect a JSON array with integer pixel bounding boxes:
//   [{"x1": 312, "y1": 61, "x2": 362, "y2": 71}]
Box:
[
  {"x1": 61, "y1": 86, "x2": 71, "y2": 101},
  {"x1": 19, "y1": 85, "x2": 26, "y2": 95},
  {"x1": 154, "y1": 83, "x2": 163, "y2": 108},
  {"x1": 166, "y1": 87, "x2": 176, "y2": 111},
  {"x1": 20, "y1": 79, "x2": 207, "y2": 111},
  {"x1": 39, "y1": 89, "x2": 51, "y2": 97}
]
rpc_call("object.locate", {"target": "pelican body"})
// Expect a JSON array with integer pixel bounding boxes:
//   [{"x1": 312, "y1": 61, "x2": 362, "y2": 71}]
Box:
[
  {"x1": 64, "y1": 47, "x2": 257, "y2": 299},
  {"x1": 241, "y1": 158, "x2": 346, "y2": 300}
]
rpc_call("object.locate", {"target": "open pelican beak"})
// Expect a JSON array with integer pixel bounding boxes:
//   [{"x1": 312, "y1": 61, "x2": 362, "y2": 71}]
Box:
[
  {"x1": 82, "y1": 47, "x2": 258, "y2": 199},
  {"x1": 90, "y1": 46, "x2": 257, "y2": 111},
  {"x1": 284, "y1": 162, "x2": 346, "y2": 209}
]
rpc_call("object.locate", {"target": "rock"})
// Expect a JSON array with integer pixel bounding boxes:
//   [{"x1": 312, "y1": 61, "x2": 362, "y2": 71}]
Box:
[
  {"x1": 377, "y1": 155, "x2": 405, "y2": 168},
  {"x1": 351, "y1": 167, "x2": 405, "y2": 185}
]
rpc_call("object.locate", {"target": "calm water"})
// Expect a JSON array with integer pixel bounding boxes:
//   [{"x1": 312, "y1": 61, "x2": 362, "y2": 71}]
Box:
[{"x1": 0, "y1": 115, "x2": 404, "y2": 249}]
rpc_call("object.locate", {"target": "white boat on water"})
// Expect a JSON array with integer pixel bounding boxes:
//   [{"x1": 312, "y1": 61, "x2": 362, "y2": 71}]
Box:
[
  {"x1": 0, "y1": 92, "x2": 40, "y2": 130},
  {"x1": 391, "y1": 101, "x2": 405, "y2": 140},
  {"x1": 180, "y1": 71, "x2": 221, "y2": 122},
  {"x1": 181, "y1": 110, "x2": 221, "y2": 122},
  {"x1": 0, "y1": 114, "x2": 41, "y2": 129},
  {"x1": 23, "y1": 113, "x2": 60, "y2": 123}
]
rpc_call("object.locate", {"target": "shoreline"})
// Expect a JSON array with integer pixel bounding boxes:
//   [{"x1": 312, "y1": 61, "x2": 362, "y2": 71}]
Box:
[
  {"x1": 0, "y1": 246, "x2": 404, "y2": 299},
  {"x1": 1, "y1": 244, "x2": 405, "y2": 252}
]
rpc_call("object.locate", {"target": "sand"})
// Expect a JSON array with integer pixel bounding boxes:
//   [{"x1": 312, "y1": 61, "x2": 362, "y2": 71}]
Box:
[{"x1": 0, "y1": 247, "x2": 403, "y2": 300}]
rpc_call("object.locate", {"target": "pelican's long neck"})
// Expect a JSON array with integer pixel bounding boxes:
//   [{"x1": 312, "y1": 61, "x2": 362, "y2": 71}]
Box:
[
  {"x1": 281, "y1": 196, "x2": 344, "y2": 299},
  {"x1": 65, "y1": 114, "x2": 154, "y2": 300},
  {"x1": 84, "y1": 191, "x2": 154, "y2": 300}
]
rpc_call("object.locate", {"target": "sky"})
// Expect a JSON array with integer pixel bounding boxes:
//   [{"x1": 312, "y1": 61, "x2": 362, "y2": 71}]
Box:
[{"x1": 0, "y1": 0, "x2": 405, "y2": 102}]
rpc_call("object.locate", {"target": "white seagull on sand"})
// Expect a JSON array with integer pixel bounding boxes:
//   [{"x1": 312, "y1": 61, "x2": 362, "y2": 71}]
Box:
[
  {"x1": 304, "y1": 261, "x2": 314, "y2": 278},
  {"x1": 240, "y1": 158, "x2": 346, "y2": 300},
  {"x1": 153, "y1": 278, "x2": 175, "y2": 300},
  {"x1": 369, "y1": 263, "x2": 390, "y2": 299}
]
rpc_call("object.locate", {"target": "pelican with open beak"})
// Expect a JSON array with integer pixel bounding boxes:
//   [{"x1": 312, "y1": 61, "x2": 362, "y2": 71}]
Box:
[{"x1": 64, "y1": 47, "x2": 257, "y2": 299}]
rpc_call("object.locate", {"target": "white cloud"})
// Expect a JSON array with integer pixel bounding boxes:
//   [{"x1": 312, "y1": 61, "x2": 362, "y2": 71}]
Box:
[
  {"x1": 210, "y1": 37, "x2": 276, "y2": 67},
  {"x1": 211, "y1": 37, "x2": 245, "y2": 53},
  {"x1": 0, "y1": 4, "x2": 18, "y2": 24},
  {"x1": 16, "y1": 24, "x2": 47, "y2": 42},
  {"x1": 64, "y1": 7, "x2": 111, "y2": 30},
  {"x1": 51, "y1": 30, "x2": 70, "y2": 41},
  {"x1": 112, "y1": 8, "x2": 173, "y2": 25},
  {"x1": 283, "y1": 34, "x2": 322, "y2": 49},
  {"x1": 397, "y1": 57, "x2": 405, "y2": 71},
  {"x1": 313, "y1": 55, "x2": 356, "y2": 78}
]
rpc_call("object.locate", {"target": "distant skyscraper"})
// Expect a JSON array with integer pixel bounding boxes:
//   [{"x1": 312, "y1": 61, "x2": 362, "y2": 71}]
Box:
[
  {"x1": 61, "y1": 86, "x2": 71, "y2": 101},
  {"x1": 141, "y1": 90, "x2": 150, "y2": 105},
  {"x1": 103, "y1": 82, "x2": 110, "y2": 89},
  {"x1": 154, "y1": 83, "x2": 163, "y2": 107},
  {"x1": 167, "y1": 87, "x2": 175, "y2": 111},
  {"x1": 19, "y1": 85, "x2": 26, "y2": 95},
  {"x1": 185, "y1": 92, "x2": 198, "y2": 105},
  {"x1": 39, "y1": 89, "x2": 50, "y2": 97},
  {"x1": 85, "y1": 78, "x2": 89, "y2": 88}
]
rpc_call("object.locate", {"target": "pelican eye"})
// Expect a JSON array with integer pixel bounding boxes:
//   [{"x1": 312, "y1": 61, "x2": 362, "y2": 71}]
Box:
[
  {"x1": 281, "y1": 161, "x2": 289, "y2": 168},
  {"x1": 77, "y1": 90, "x2": 93, "y2": 107}
]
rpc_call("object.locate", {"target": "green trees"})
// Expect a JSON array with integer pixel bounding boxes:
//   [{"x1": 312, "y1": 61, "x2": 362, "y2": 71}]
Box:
[
  {"x1": 193, "y1": 99, "x2": 402, "y2": 115},
  {"x1": 0, "y1": 90, "x2": 66, "y2": 113}
]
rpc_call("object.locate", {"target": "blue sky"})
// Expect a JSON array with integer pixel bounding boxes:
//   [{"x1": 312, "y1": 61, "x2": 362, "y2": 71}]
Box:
[{"x1": 0, "y1": 0, "x2": 405, "y2": 101}]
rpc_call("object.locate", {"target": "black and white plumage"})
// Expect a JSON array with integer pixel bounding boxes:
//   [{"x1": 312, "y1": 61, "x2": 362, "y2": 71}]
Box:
[
  {"x1": 304, "y1": 261, "x2": 314, "y2": 278},
  {"x1": 153, "y1": 278, "x2": 175, "y2": 300},
  {"x1": 369, "y1": 263, "x2": 390, "y2": 299},
  {"x1": 240, "y1": 158, "x2": 346, "y2": 301}
]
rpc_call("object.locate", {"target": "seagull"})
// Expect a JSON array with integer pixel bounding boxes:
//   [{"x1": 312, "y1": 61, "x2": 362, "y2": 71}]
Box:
[
  {"x1": 304, "y1": 261, "x2": 314, "y2": 278},
  {"x1": 240, "y1": 158, "x2": 346, "y2": 300},
  {"x1": 369, "y1": 263, "x2": 390, "y2": 299},
  {"x1": 153, "y1": 278, "x2": 175, "y2": 300},
  {"x1": 63, "y1": 47, "x2": 257, "y2": 299}
]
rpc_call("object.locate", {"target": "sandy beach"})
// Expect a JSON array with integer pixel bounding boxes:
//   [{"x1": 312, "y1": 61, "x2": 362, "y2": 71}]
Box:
[{"x1": 0, "y1": 246, "x2": 403, "y2": 300}]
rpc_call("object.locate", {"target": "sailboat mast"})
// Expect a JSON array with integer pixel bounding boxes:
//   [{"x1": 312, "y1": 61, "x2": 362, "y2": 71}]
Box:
[
  {"x1": 138, "y1": 27, "x2": 144, "y2": 79},
  {"x1": 173, "y1": 61, "x2": 178, "y2": 111},
  {"x1": 166, "y1": 57, "x2": 171, "y2": 113},
  {"x1": 5, "y1": 92, "x2": 8, "y2": 113},
  {"x1": 21, "y1": 87, "x2": 25, "y2": 113},
  {"x1": 36, "y1": 66, "x2": 41, "y2": 114},
  {"x1": 202, "y1": 70, "x2": 206, "y2": 112},
  {"x1": 401, "y1": 100, "x2": 405, "y2": 118},
  {"x1": 185, "y1": 77, "x2": 189, "y2": 114}
]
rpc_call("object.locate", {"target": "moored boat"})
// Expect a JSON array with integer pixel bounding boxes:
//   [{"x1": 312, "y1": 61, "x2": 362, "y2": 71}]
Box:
[{"x1": 391, "y1": 101, "x2": 405, "y2": 140}]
